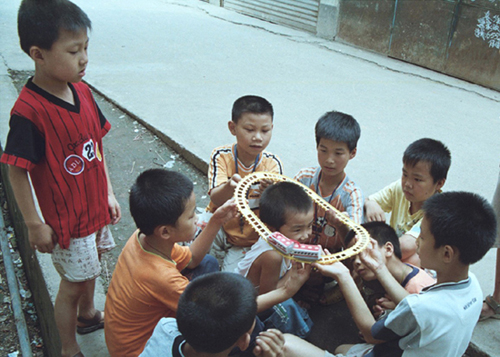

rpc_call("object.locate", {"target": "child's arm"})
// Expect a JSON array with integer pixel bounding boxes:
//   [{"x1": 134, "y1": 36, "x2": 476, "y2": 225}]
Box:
[
  {"x1": 255, "y1": 250, "x2": 283, "y2": 295},
  {"x1": 8, "y1": 166, "x2": 56, "y2": 253},
  {"x1": 359, "y1": 238, "x2": 410, "y2": 305},
  {"x1": 364, "y1": 198, "x2": 386, "y2": 222},
  {"x1": 187, "y1": 199, "x2": 238, "y2": 268},
  {"x1": 103, "y1": 156, "x2": 121, "y2": 224},
  {"x1": 313, "y1": 259, "x2": 383, "y2": 344},
  {"x1": 256, "y1": 262, "x2": 311, "y2": 313},
  {"x1": 209, "y1": 174, "x2": 241, "y2": 207}
]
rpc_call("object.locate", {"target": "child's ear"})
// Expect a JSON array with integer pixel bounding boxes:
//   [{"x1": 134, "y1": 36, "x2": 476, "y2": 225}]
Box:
[
  {"x1": 29, "y1": 46, "x2": 44, "y2": 63},
  {"x1": 228, "y1": 121, "x2": 237, "y2": 136},
  {"x1": 383, "y1": 242, "x2": 394, "y2": 257},
  {"x1": 235, "y1": 332, "x2": 251, "y2": 352},
  {"x1": 153, "y1": 225, "x2": 173, "y2": 240},
  {"x1": 349, "y1": 148, "x2": 357, "y2": 160},
  {"x1": 435, "y1": 178, "x2": 446, "y2": 191},
  {"x1": 442, "y1": 245, "x2": 455, "y2": 263}
]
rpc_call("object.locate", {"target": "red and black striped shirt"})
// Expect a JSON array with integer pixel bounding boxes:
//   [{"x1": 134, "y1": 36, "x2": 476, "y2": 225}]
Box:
[{"x1": 1, "y1": 78, "x2": 111, "y2": 248}]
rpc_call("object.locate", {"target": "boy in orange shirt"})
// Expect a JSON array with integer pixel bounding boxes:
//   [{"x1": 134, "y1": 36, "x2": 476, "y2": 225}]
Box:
[{"x1": 104, "y1": 169, "x2": 237, "y2": 356}]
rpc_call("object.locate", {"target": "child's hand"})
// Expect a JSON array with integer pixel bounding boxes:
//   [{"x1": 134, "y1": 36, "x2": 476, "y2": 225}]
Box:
[
  {"x1": 313, "y1": 260, "x2": 350, "y2": 280},
  {"x1": 258, "y1": 179, "x2": 274, "y2": 193},
  {"x1": 359, "y1": 238, "x2": 385, "y2": 273},
  {"x1": 211, "y1": 198, "x2": 238, "y2": 225},
  {"x1": 108, "y1": 193, "x2": 122, "y2": 225},
  {"x1": 376, "y1": 296, "x2": 396, "y2": 310},
  {"x1": 372, "y1": 296, "x2": 396, "y2": 318},
  {"x1": 253, "y1": 329, "x2": 285, "y2": 357},
  {"x1": 365, "y1": 200, "x2": 386, "y2": 222},
  {"x1": 27, "y1": 222, "x2": 57, "y2": 253},
  {"x1": 283, "y1": 261, "x2": 311, "y2": 296},
  {"x1": 228, "y1": 174, "x2": 242, "y2": 191},
  {"x1": 311, "y1": 249, "x2": 350, "y2": 280}
]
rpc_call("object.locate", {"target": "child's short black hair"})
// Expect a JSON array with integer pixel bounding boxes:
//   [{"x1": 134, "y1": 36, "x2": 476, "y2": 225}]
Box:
[
  {"x1": 129, "y1": 169, "x2": 193, "y2": 235},
  {"x1": 403, "y1": 138, "x2": 451, "y2": 183},
  {"x1": 345, "y1": 222, "x2": 402, "y2": 259},
  {"x1": 423, "y1": 191, "x2": 497, "y2": 265},
  {"x1": 231, "y1": 95, "x2": 274, "y2": 123},
  {"x1": 260, "y1": 182, "x2": 313, "y2": 230},
  {"x1": 18, "y1": 0, "x2": 91, "y2": 55},
  {"x1": 315, "y1": 111, "x2": 361, "y2": 152},
  {"x1": 177, "y1": 272, "x2": 257, "y2": 353}
]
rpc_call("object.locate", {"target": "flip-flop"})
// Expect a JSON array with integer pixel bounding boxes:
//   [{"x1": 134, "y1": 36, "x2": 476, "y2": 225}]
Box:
[
  {"x1": 479, "y1": 295, "x2": 500, "y2": 321},
  {"x1": 76, "y1": 310, "x2": 105, "y2": 335}
]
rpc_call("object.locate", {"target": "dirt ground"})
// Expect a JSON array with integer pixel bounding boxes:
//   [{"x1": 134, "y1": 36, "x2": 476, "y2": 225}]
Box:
[{"x1": 0, "y1": 178, "x2": 45, "y2": 356}]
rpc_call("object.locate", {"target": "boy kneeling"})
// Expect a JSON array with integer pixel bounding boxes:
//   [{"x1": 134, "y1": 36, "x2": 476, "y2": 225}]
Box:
[{"x1": 285, "y1": 191, "x2": 497, "y2": 357}]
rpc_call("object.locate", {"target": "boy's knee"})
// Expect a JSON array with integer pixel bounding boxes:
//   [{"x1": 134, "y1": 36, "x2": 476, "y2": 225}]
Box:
[
  {"x1": 399, "y1": 234, "x2": 417, "y2": 260},
  {"x1": 59, "y1": 279, "x2": 92, "y2": 298}
]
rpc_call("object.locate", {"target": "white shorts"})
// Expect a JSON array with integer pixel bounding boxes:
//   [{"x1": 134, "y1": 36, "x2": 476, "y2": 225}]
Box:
[
  {"x1": 324, "y1": 343, "x2": 374, "y2": 357},
  {"x1": 209, "y1": 228, "x2": 251, "y2": 272},
  {"x1": 51, "y1": 226, "x2": 115, "y2": 282}
]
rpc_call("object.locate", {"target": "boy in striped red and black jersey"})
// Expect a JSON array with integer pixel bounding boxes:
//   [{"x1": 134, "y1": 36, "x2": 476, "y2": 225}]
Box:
[
  {"x1": 206, "y1": 95, "x2": 283, "y2": 273},
  {"x1": 1, "y1": 1, "x2": 120, "y2": 356}
]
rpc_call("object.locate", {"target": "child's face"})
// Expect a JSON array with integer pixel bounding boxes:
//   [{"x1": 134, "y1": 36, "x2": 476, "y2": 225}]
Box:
[
  {"x1": 170, "y1": 192, "x2": 198, "y2": 242},
  {"x1": 416, "y1": 216, "x2": 440, "y2": 270},
  {"x1": 316, "y1": 138, "x2": 355, "y2": 180},
  {"x1": 349, "y1": 240, "x2": 386, "y2": 281},
  {"x1": 401, "y1": 161, "x2": 445, "y2": 205},
  {"x1": 279, "y1": 208, "x2": 314, "y2": 243},
  {"x1": 38, "y1": 28, "x2": 89, "y2": 84},
  {"x1": 229, "y1": 112, "x2": 273, "y2": 163}
]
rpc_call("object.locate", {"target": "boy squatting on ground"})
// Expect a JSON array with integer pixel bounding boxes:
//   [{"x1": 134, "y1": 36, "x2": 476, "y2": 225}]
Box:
[
  {"x1": 284, "y1": 191, "x2": 497, "y2": 357},
  {"x1": 294, "y1": 111, "x2": 364, "y2": 253},
  {"x1": 140, "y1": 269, "x2": 311, "y2": 357},
  {"x1": 207, "y1": 95, "x2": 283, "y2": 272},
  {"x1": 345, "y1": 222, "x2": 435, "y2": 319},
  {"x1": 104, "y1": 169, "x2": 237, "y2": 356},
  {"x1": 235, "y1": 182, "x2": 314, "y2": 338},
  {"x1": 364, "y1": 138, "x2": 451, "y2": 267},
  {"x1": 1, "y1": 1, "x2": 121, "y2": 356}
]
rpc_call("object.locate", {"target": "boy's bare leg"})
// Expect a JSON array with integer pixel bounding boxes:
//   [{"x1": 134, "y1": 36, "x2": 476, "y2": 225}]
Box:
[
  {"x1": 77, "y1": 278, "x2": 98, "y2": 320},
  {"x1": 334, "y1": 344, "x2": 355, "y2": 354},
  {"x1": 482, "y1": 248, "x2": 500, "y2": 317},
  {"x1": 55, "y1": 280, "x2": 89, "y2": 356},
  {"x1": 283, "y1": 333, "x2": 325, "y2": 357}
]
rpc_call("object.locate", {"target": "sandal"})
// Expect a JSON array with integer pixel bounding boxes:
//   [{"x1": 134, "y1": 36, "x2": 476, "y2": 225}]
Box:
[
  {"x1": 479, "y1": 295, "x2": 500, "y2": 321},
  {"x1": 76, "y1": 310, "x2": 105, "y2": 335}
]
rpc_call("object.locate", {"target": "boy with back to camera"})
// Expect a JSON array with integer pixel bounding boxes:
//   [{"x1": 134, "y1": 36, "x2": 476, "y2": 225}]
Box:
[
  {"x1": 285, "y1": 191, "x2": 497, "y2": 357},
  {"x1": 294, "y1": 111, "x2": 364, "y2": 253},
  {"x1": 345, "y1": 222, "x2": 435, "y2": 319},
  {"x1": 1, "y1": 1, "x2": 121, "y2": 356},
  {"x1": 208, "y1": 95, "x2": 283, "y2": 272},
  {"x1": 104, "y1": 169, "x2": 238, "y2": 356},
  {"x1": 140, "y1": 270, "x2": 312, "y2": 357},
  {"x1": 364, "y1": 138, "x2": 451, "y2": 267},
  {"x1": 236, "y1": 182, "x2": 314, "y2": 338}
]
